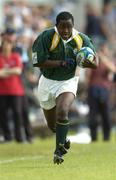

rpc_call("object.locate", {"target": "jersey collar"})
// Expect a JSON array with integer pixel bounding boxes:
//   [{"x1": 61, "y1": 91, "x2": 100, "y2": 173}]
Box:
[{"x1": 54, "y1": 26, "x2": 79, "y2": 43}]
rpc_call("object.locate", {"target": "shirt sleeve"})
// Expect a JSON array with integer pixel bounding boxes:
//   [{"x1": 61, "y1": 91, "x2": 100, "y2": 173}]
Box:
[
  {"x1": 79, "y1": 33, "x2": 96, "y2": 53},
  {"x1": 32, "y1": 32, "x2": 50, "y2": 66}
]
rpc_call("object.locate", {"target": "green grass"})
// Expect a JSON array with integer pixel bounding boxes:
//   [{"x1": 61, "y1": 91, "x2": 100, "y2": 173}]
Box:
[{"x1": 0, "y1": 135, "x2": 116, "y2": 180}]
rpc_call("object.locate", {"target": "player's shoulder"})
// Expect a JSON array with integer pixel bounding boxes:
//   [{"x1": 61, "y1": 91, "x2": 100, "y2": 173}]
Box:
[
  {"x1": 32, "y1": 28, "x2": 55, "y2": 49},
  {"x1": 77, "y1": 32, "x2": 96, "y2": 53},
  {"x1": 35, "y1": 28, "x2": 55, "y2": 42},
  {"x1": 78, "y1": 32, "x2": 90, "y2": 41}
]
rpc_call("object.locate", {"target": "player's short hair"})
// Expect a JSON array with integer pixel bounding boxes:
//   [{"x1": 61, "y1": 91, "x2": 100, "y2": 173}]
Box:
[{"x1": 56, "y1": 11, "x2": 74, "y2": 25}]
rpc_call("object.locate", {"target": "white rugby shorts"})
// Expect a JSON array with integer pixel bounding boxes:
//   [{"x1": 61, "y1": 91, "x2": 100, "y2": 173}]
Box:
[{"x1": 38, "y1": 75, "x2": 79, "y2": 110}]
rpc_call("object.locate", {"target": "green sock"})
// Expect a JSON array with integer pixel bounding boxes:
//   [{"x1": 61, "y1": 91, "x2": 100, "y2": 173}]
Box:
[{"x1": 56, "y1": 119, "x2": 69, "y2": 150}]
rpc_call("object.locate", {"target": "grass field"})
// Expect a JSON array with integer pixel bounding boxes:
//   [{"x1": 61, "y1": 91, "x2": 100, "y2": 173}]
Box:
[{"x1": 0, "y1": 135, "x2": 116, "y2": 180}]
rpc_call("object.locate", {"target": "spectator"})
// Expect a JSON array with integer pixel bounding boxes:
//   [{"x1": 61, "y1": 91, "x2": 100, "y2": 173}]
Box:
[
  {"x1": 86, "y1": 41, "x2": 116, "y2": 141},
  {"x1": 100, "y1": 2, "x2": 116, "y2": 44},
  {"x1": 0, "y1": 27, "x2": 33, "y2": 143},
  {"x1": 85, "y1": 3, "x2": 106, "y2": 49}
]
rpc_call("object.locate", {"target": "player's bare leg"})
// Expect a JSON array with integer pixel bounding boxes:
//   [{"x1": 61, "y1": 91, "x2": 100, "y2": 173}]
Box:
[
  {"x1": 53, "y1": 92, "x2": 74, "y2": 164},
  {"x1": 43, "y1": 107, "x2": 56, "y2": 133},
  {"x1": 43, "y1": 97, "x2": 70, "y2": 164},
  {"x1": 43, "y1": 107, "x2": 71, "y2": 152}
]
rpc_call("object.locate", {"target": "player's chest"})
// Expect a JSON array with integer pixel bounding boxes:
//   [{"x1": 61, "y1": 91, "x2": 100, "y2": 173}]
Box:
[{"x1": 50, "y1": 40, "x2": 78, "y2": 57}]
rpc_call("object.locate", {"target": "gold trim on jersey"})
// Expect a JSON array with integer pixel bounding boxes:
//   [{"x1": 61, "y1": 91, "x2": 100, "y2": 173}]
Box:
[
  {"x1": 49, "y1": 32, "x2": 83, "y2": 52},
  {"x1": 73, "y1": 34, "x2": 83, "y2": 51},
  {"x1": 49, "y1": 32, "x2": 60, "y2": 51}
]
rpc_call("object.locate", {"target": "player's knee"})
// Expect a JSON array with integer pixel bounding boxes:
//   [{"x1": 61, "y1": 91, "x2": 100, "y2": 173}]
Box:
[
  {"x1": 47, "y1": 123, "x2": 56, "y2": 133},
  {"x1": 56, "y1": 107, "x2": 68, "y2": 121}
]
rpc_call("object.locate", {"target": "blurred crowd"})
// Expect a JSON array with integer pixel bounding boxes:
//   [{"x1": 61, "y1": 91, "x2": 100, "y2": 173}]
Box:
[
  {"x1": 0, "y1": 0, "x2": 116, "y2": 143},
  {"x1": 83, "y1": 0, "x2": 116, "y2": 141}
]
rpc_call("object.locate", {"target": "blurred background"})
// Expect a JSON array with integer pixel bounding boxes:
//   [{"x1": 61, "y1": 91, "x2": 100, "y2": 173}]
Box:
[{"x1": 0, "y1": 0, "x2": 116, "y2": 143}]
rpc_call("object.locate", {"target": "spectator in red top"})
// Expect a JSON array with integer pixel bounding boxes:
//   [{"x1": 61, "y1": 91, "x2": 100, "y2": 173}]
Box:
[
  {"x1": 86, "y1": 41, "x2": 116, "y2": 141},
  {"x1": 0, "y1": 27, "x2": 33, "y2": 143}
]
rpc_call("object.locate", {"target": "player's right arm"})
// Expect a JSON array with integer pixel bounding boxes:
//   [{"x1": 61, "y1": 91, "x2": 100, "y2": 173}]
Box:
[{"x1": 32, "y1": 31, "x2": 64, "y2": 68}]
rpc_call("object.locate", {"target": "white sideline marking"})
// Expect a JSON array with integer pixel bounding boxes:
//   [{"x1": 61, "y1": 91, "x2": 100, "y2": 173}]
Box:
[{"x1": 0, "y1": 155, "x2": 44, "y2": 165}]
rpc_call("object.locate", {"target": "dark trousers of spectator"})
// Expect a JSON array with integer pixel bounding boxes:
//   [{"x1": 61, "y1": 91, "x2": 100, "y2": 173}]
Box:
[
  {"x1": 88, "y1": 86, "x2": 111, "y2": 141},
  {"x1": 21, "y1": 96, "x2": 33, "y2": 142},
  {"x1": 0, "y1": 95, "x2": 24, "y2": 142}
]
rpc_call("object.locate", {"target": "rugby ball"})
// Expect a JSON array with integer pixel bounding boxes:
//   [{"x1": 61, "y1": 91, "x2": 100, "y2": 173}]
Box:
[{"x1": 76, "y1": 47, "x2": 95, "y2": 67}]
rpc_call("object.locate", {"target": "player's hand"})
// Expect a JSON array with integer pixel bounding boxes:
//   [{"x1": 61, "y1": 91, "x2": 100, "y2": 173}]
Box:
[
  {"x1": 65, "y1": 58, "x2": 75, "y2": 68},
  {"x1": 81, "y1": 55, "x2": 99, "y2": 69},
  {"x1": 60, "y1": 58, "x2": 75, "y2": 68}
]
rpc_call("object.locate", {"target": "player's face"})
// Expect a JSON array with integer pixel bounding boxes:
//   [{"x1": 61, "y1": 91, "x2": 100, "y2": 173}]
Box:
[{"x1": 56, "y1": 19, "x2": 74, "y2": 40}]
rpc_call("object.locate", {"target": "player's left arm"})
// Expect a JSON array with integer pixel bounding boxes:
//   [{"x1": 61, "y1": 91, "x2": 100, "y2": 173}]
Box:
[{"x1": 79, "y1": 33, "x2": 99, "y2": 69}]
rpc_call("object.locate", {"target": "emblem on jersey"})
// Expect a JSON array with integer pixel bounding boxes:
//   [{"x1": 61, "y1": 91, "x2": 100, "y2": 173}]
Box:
[{"x1": 32, "y1": 52, "x2": 37, "y2": 64}]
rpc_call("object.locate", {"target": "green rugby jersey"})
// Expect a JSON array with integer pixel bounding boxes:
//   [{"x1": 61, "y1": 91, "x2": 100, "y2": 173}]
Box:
[{"x1": 32, "y1": 27, "x2": 96, "y2": 80}]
